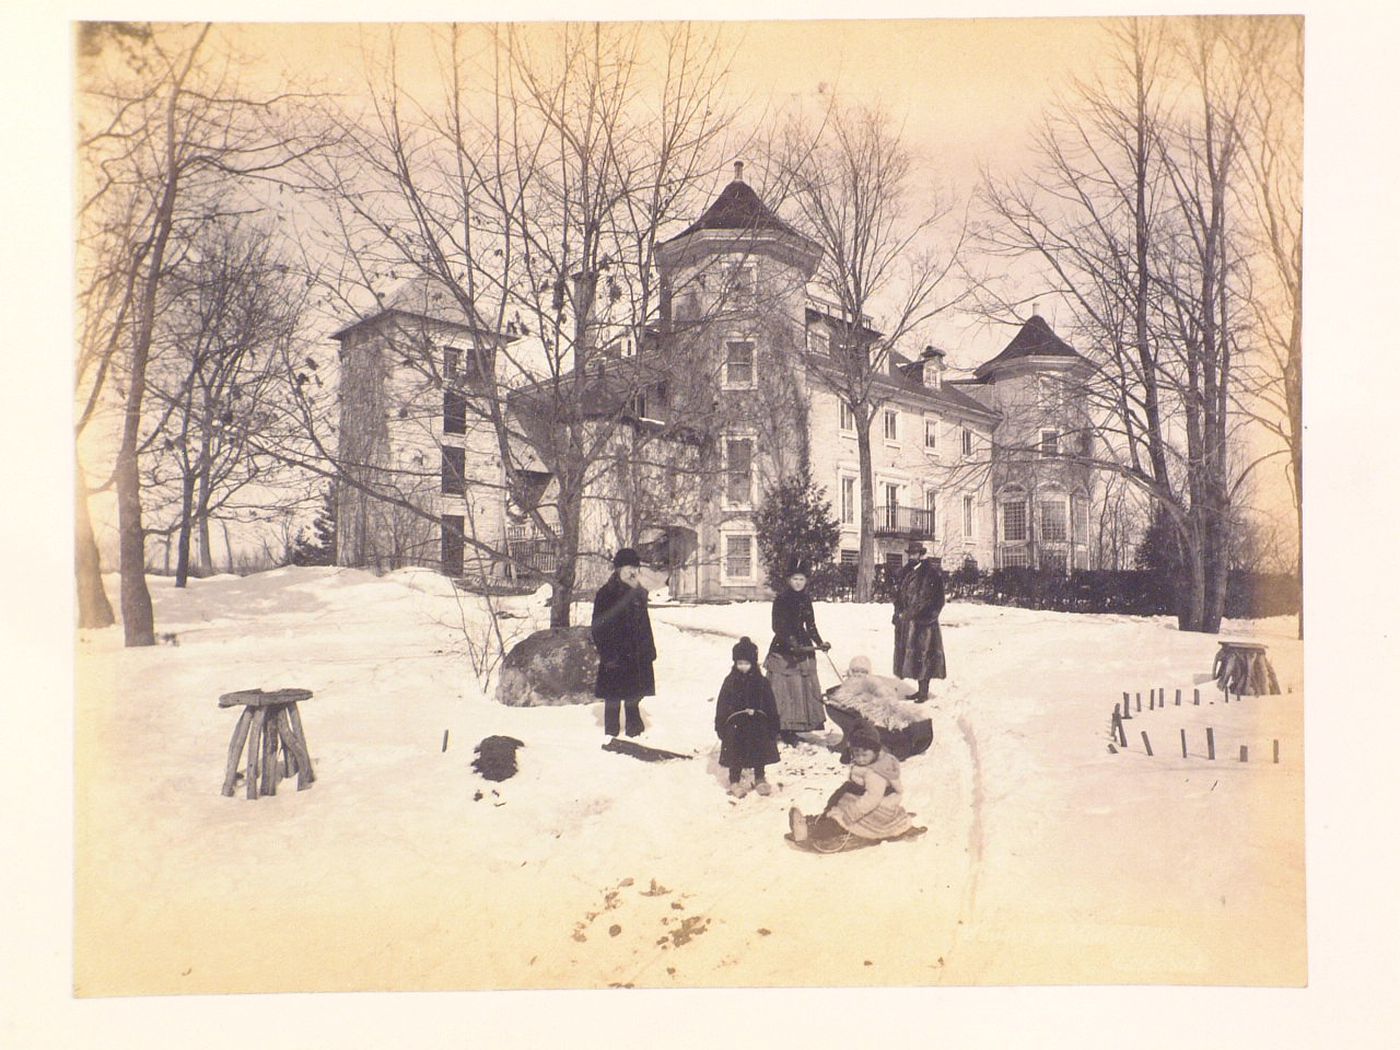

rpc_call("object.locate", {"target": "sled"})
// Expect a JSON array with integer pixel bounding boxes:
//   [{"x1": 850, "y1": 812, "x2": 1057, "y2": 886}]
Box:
[
  {"x1": 783, "y1": 825, "x2": 928, "y2": 854},
  {"x1": 602, "y1": 738, "x2": 692, "y2": 762},
  {"x1": 824, "y1": 699, "x2": 933, "y2": 761}
]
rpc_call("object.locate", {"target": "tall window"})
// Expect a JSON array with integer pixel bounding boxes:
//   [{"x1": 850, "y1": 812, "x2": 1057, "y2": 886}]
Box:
[
  {"x1": 724, "y1": 437, "x2": 754, "y2": 507},
  {"x1": 441, "y1": 446, "x2": 466, "y2": 496},
  {"x1": 443, "y1": 390, "x2": 466, "y2": 435},
  {"x1": 924, "y1": 490, "x2": 938, "y2": 539},
  {"x1": 840, "y1": 476, "x2": 856, "y2": 525},
  {"x1": 723, "y1": 340, "x2": 755, "y2": 388},
  {"x1": 963, "y1": 494, "x2": 975, "y2": 538},
  {"x1": 808, "y1": 327, "x2": 831, "y2": 355},
  {"x1": 722, "y1": 533, "x2": 755, "y2": 582},
  {"x1": 883, "y1": 409, "x2": 899, "y2": 443},
  {"x1": 1072, "y1": 496, "x2": 1089, "y2": 542},
  {"x1": 444, "y1": 347, "x2": 461, "y2": 382},
  {"x1": 961, "y1": 427, "x2": 974, "y2": 457},
  {"x1": 924, "y1": 417, "x2": 939, "y2": 450},
  {"x1": 839, "y1": 401, "x2": 856, "y2": 434},
  {"x1": 1040, "y1": 429, "x2": 1060, "y2": 456},
  {"x1": 1041, "y1": 499, "x2": 1068, "y2": 542},
  {"x1": 441, "y1": 514, "x2": 464, "y2": 576},
  {"x1": 882, "y1": 482, "x2": 900, "y2": 529},
  {"x1": 1002, "y1": 500, "x2": 1027, "y2": 543}
]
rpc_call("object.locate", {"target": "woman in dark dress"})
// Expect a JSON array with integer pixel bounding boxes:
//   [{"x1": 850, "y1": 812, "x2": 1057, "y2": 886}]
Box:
[
  {"x1": 591, "y1": 548, "x2": 656, "y2": 738},
  {"x1": 765, "y1": 556, "x2": 830, "y2": 744}
]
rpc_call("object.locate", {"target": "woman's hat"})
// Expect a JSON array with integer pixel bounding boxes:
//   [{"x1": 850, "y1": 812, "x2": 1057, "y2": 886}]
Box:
[
  {"x1": 785, "y1": 555, "x2": 811, "y2": 577},
  {"x1": 613, "y1": 547, "x2": 642, "y2": 569},
  {"x1": 905, "y1": 541, "x2": 926, "y2": 556},
  {"x1": 732, "y1": 636, "x2": 759, "y2": 664},
  {"x1": 848, "y1": 723, "x2": 882, "y2": 753}
]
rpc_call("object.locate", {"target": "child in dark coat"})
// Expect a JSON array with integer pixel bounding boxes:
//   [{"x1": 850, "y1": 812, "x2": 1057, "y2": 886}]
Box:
[{"x1": 715, "y1": 637, "x2": 781, "y2": 798}]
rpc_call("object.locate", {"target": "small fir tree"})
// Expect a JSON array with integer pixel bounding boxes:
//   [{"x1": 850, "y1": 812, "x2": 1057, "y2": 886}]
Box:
[
  {"x1": 290, "y1": 484, "x2": 337, "y2": 567},
  {"x1": 753, "y1": 469, "x2": 841, "y2": 597}
]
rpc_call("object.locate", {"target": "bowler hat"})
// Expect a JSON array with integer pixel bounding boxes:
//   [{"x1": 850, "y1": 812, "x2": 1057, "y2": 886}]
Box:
[
  {"x1": 613, "y1": 547, "x2": 642, "y2": 569},
  {"x1": 905, "y1": 541, "x2": 926, "y2": 556},
  {"x1": 785, "y1": 555, "x2": 811, "y2": 577}
]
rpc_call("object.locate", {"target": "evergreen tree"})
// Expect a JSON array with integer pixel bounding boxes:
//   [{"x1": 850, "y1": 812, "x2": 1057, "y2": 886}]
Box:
[
  {"x1": 753, "y1": 469, "x2": 841, "y2": 597},
  {"x1": 1135, "y1": 504, "x2": 1183, "y2": 615},
  {"x1": 290, "y1": 485, "x2": 337, "y2": 567}
]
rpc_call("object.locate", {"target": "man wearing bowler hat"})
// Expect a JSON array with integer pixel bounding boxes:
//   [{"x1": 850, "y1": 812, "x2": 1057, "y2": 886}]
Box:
[
  {"x1": 591, "y1": 547, "x2": 656, "y2": 738},
  {"x1": 891, "y1": 541, "x2": 946, "y2": 702}
]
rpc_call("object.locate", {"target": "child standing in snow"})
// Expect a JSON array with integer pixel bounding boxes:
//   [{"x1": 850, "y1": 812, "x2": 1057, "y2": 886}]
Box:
[
  {"x1": 715, "y1": 637, "x2": 781, "y2": 798},
  {"x1": 787, "y1": 724, "x2": 924, "y2": 851}
]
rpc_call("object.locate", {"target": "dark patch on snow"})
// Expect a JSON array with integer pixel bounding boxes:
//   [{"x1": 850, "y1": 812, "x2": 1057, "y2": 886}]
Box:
[{"x1": 472, "y1": 735, "x2": 524, "y2": 781}]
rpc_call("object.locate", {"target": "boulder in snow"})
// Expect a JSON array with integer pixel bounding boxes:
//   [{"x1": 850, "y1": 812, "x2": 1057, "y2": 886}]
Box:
[{"x1": 495, "y1": 626, "x2": 598, "y2": 707}]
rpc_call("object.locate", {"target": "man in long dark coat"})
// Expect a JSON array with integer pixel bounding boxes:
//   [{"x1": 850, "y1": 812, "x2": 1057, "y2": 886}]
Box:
[
  {"x1": 892, "y1": 541, "x2": 946, "y2": 702},
  {"x1": 591, "y1": 548, "x2": 656, "y2": 737}
]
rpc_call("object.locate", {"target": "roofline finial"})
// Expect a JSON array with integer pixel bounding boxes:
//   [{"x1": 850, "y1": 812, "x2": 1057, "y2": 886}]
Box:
[{"x1": 734, "y1": 159, "x2": 744, "y2": 183}]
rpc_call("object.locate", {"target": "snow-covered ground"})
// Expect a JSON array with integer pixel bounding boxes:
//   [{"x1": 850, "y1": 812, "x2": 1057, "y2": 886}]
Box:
[{"x1": 72, "y1": 567, "x2": 1305, "y2": 997}]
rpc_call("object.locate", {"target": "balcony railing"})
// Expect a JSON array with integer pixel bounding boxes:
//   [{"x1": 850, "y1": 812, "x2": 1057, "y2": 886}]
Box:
[
  {"x1": 873, "y1": 505, "x2": 935, "y2": 538},
  {"x1": 506, "y1": 524, "x2": 558, "y2": 576}
]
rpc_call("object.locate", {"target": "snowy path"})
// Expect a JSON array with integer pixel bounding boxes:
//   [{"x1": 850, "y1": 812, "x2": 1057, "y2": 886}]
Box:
[{"x1": 74, "y1": 569, "x2": 1304, "y2": 993}]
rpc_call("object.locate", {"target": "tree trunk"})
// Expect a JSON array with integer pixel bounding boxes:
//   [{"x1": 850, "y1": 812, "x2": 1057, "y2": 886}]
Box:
[
  {"x1": 195, "y1": 415, "x2": 215, "y2": 576},
  {"x1": 115, "y1": 443, "x2": 155, "y2": 646},
  {"x1": 74, "y1": 457, "x2": 115, "y2": 629},
  {"x1": 550, "y1": 476, "x2": 583, "y2": 629},
  {"x1": 854, "y1": 414, "x2": 876, "y2": 603},
  {"x1": 1177, "y1": 521, "x2": 1207, "y2": 633},
  {"x1": 173, "y1": 471, "x2": 197, "y2": 588}
]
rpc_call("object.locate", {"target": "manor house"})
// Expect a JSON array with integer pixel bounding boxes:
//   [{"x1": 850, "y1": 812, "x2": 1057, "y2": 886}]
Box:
[{"x1": 330, "y1": 167, "x2": 1097, "y2": 598}]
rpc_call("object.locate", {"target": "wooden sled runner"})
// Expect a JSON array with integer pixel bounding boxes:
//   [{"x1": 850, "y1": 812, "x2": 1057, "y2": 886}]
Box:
[{"x1": 784, "y1": 825, "x2": 928, "y2": 854}]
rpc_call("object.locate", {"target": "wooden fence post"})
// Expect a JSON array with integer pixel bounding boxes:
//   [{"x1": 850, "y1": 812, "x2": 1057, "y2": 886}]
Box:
[
  {"x1": 1122, "y1": 691, "x2": 1132, "y2": 720},
  {"x1": 1175, "y1": 689, "x2": 1182, "y2": 707},
  {"x1": 1180, "y1": 728, "x2": 1188, "y2": 758},
  {"x1": 1273, "y1": 739, "x2": 1280, "y2": 764},
  {"x1": 1206, "y1": 727, "x2": 1215, "y2": 760},
  {"x1": 1140, "y1": 731, "x2": 1153, "y2": 756},
  {"x1": 1240, "y1": 745, "x2": 1248, "y2": 762},
  {"x1": 1136, "y1": 692, "x2": 1142, "y2": 713},
  {"x1": 1194, "y1": 688, "x2": 1201, "y2": 706}
]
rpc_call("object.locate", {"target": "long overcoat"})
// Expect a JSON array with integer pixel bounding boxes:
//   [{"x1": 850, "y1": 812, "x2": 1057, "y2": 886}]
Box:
[
  {"x1": 591, "y1": 574, "x2": 656, "y2": 701},
  {"x1": 715, "y1": 668, "x2": 781, "y2": 770},
  {"x1": 892, "y1": 558, "x2": 947, "y2": 681}
]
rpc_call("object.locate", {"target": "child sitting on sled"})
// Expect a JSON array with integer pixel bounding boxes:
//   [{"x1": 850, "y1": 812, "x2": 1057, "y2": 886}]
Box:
[
  {"x1": 715, "y1": 637, "x2": 781, "y2": 798},
  {"x1": 788, "y1": 723, "x2": 925, "y2": 850}
]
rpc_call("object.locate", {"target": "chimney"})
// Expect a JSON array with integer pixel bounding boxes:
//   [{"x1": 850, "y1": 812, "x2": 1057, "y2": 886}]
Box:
[{"x1": 734, "y1": 160, "x2": 745, "y2": 183}]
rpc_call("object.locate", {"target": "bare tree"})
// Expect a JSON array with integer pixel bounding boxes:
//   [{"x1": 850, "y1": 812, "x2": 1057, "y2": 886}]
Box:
[
  {"x1": 287, "y1": 23, "x2": 739, "y2": 625},
  {"x1": 775, "y1": 100, "x2": 970, "y2": 601},
  {"x1": 1230, "y1": 17, "x2": 1303, "y2": 636},
  {"x1": 979, "y1": 17, "x2": 1285, "y2": 633},
  {"x1": 141, "y1": 217, "x2": 311, "y2": 586},
  {"x1": 76, "y1": 21, "x2": 324, "y2": 644}
]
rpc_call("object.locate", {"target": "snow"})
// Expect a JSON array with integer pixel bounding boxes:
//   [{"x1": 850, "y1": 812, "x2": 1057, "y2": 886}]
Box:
[{"x1": 72, "y1": 567, "x2": 1306, "y2": 998}]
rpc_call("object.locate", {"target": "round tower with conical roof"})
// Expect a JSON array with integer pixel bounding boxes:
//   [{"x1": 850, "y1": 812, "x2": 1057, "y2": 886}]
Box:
[
  {"x1": 650, "y1": 164, "x2": 824, "y2": 598},
  {"x1": 967, "y1": 313, "x2": 1097, "y2": 572}
]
